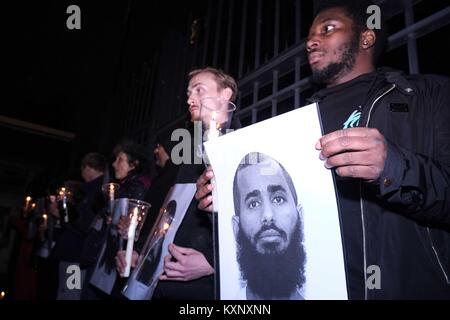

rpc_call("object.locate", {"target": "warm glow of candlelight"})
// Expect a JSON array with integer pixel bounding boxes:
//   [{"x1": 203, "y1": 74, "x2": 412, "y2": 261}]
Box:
[
  {"x1": 31, "y1": 203, "x2": 36, "y2": 209},
  {"x1": 108, "y1": 183, "x2": 115, "y2": 201},
  {"x1": 163, "y1": 222, "x2": 170, "y2": 232},
  {"x1": 208, "y1": 111, "x2": 219, "y2": 140},
  {"x1": 26, "y1": 196, "x2": 32, "y2": 202},
  {"x1": 0, "y1": 291, "x2": 5, "y2": 299}
]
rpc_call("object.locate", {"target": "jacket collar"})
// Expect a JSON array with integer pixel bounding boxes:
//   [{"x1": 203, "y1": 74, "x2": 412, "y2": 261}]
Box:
[
  {"x1": 306, "y1": 67, "x2": 417, "y2": 104},
  {"x1": 376, "y1": 67, "x2": 417, "y2": 96}
]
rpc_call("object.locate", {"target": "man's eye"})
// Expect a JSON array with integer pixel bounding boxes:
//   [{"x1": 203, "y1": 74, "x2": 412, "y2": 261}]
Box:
[
  {"x1": 272, "y1": 196, "x2": 286, "y2": 205},
  {"x1": 248, "y1": 200, "x2": 260, "y2": 209},
  {"x1": 324, "y1": 25, "x2": 335, "y2": 33}
]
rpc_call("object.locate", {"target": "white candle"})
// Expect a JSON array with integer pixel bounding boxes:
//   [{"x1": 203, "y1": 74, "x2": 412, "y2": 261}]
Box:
[
  {"x1": 24, "y1": 196, "x2": 31, "y2": 211},
  {"x1": 109, "y1": 184, "x2": 115, "y2": 201},
  {"x1": 42, "y1": 214, "x2": 48, "y2": 228},
  {"x1": 123, "y1": 208, "x2": 139, "y2": 277},
  {"x1": 208, "y1": 111, "x2": 219, "y2": 140}
]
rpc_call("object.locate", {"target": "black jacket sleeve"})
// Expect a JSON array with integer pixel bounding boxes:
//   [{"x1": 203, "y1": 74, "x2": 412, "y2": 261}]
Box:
[{"x1": 376, "y1": 76, "x2": 450, "y2": 226}]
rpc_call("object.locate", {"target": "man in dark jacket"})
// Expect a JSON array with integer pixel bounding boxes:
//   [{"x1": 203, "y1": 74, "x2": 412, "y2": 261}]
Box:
[
  {"x1": 117, "y1": 67, "x2": 239, "y2": 299},
  {"x1": 196, "y1": 0, "x2": 450, "y2": 299},
  {"x1": 308, "y1": 0, "x2": 450, "y2": 299}
]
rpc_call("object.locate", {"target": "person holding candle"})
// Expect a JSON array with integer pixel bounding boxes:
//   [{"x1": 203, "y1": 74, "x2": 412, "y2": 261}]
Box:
[
  {"x1": 88, "y1": 141, "x2": 150, "y2": 299},
  {"x1": 116, "y1": 67, "x2": 239, "y2": 300},
  {"x1": 51, "y1": 153, "x2": 107, "y2": 299}
]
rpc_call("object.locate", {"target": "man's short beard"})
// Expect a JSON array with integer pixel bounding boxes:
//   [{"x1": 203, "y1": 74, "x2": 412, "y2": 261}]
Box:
[
  {"x1": 311, "y1": 35, "x2": 360, "y2": 85},
  {"x1": 236, "y1": 219, "x2": 306, "y2": 299}
]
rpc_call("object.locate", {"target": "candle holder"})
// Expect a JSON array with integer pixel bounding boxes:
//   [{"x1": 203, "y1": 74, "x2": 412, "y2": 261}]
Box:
[
  {"x1": 102, "y1": 183, "x2": 120, "y2": 215},
  {"x1": 119, "y1": 199, "x2": 151, "y2": 277},
  {"x1": 200, "y1": 96, "x2": 236, "y2": 142},
  {"x1": 122, "y1": 200, "x2": 177, "y2": 299},
  {"x1": 200, "y1": 96, "x2": 236, "y2": 204}
]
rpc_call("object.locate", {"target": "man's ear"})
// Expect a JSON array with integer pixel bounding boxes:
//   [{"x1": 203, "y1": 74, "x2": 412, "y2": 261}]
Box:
[
  {"x1": 220, "y1": 87, "x2": 233, "y2": 101},
  {"x1": 297, "y1": 203, "x2": 303, "y2": 218},
  {"x1": 361, "y1": 29, "x2": 376, "y2": 49},
  {"x1": 232, "y1": 215, "x2": 240, "y2": 238}
]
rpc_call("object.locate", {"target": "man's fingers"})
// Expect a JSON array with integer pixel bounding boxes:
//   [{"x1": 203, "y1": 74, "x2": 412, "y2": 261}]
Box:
[
  {"x1": 195, "y1": 184, "x2": 214, "y2": 201},
  {"x1": 320, "y1": 136, "x2": 371, "y2": 159},
  {"x1": 163, "y1": 254, "x2": 172, "y2": 264},
  {"x1": 325, "y1": 150, "x2": 381, "y2": 168},
  {"x1": 160, "y1": 274, "x2": 185, "y2": 281},
  {"x1": 318, "y1": 128, "x2": 380, "y2": 150},
  {"x1": 196, "y1": 169, "x2": 214, "y2": 188},
  {"x1": 197, "y1": 195, "x2": 213, "y2": 211},
  {"x1": 169, "y1": 243, "x2": 192, "y2": 258},
  {"x1": 195, "y1": 173, "x2": 215, "y2": 201},
  {"x1": 164, "y1": 260, "x2": 184, "y2": 273},
  {"x1": 334, "y1": 165, "x2": 383, "y2": 180}
]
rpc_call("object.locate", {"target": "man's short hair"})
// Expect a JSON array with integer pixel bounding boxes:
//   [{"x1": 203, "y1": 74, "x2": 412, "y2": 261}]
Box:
[
  {"x1": 233, "y1": 152, "x2": 298, "y2": 216},
  {"x1": 188, "y1": 67, "x2": 238, "y2": 102},
  {"x1": 314, "y1": 0, "x2": 388, "y2": 62},
  {"x1": 81, "y1": 152, "x2": 106, "y2": 172}
]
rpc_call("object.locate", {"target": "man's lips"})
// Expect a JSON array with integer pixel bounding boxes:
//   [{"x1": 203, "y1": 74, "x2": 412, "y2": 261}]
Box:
[
  {"x1": 258, "y1": 229, "x2": 282, "y2": 240},
  {"x1": 189, "y1": 106, "x2": 199, "y2": 113},
  {"x1": 308, "y1": 51, "x2": 324, "y2": 65}
]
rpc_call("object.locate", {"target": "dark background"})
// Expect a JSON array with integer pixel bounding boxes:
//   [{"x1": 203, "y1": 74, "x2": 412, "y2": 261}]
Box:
[{"x1": 3, "y1": 0, "x2": 449, "y2": 198}]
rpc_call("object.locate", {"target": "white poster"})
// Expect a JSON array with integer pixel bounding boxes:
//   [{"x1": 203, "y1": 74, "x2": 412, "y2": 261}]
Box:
[
  {"x1": 204, "y1": 103, "x2": 347, "y2": 300},
  {"x1": 121, "y1": 183, "x2": 197, "y2": 300}
]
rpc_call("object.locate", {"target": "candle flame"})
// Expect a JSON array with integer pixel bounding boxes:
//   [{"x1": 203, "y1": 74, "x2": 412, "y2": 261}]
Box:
[
  {"x1": 31, "y1": 203, "x2": 36, "y2": 209},
  {"x1": 109, "y1": 184, "x2": 114, "y2": 191},
  {"x1": 0, "y1": 291, "x2": 5, "y2": 299},
  {"x1": 211, "y1": 111, "x2": 217, "y2": 121},
  {"x1": 163, "y1": 222, "x2": 170, "y2": 232},
  {"x1": 25, "y1": 196, "x2": 32, "y2": 202},
  {"x1": 43, "y1": 214, "x2": 48, "y2": 219}
]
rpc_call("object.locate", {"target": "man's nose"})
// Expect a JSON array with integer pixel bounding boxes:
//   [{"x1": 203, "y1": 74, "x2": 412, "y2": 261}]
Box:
[
  {"x1": 306, "y1": 34, "x2": 320, "y2": 53},
  {"x1": 261, "y1": 204, "x2": 275, "y2": 224}
]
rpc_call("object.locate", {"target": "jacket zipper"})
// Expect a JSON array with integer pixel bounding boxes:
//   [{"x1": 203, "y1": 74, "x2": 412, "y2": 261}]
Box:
[
  {"x1": 362, "y1": 84, "x2": 396, "y2": 299},
  {"x1": 427, "y1": 227, "x2": 450, "y2": 284}
]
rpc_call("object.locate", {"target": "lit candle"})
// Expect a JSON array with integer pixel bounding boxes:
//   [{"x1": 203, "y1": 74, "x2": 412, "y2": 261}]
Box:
[
  {"x1": 208, "y1": 111, "x2": 219, "y2": 140},
  {"x1": 109, "y1": 184, "x2": 115, "y2": 201},
  {"x1": 59, "y1": 188, "x2": 69, "y2": 223},
  {"x1": 123, "y1": 208, "x2": 139, "y2": 277},
  {"x1": 31, "y1": 203, "x2": 36, "y2": 210},
  {"x1": 162, "y1": 222, "x2": 170, "y2": 233},
  {"x1": 42, "y1": 214, "x2": 48, "y2": 228},
  {"x1": 24, "y1": 196, "x2": 32, "y2": 211}
]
